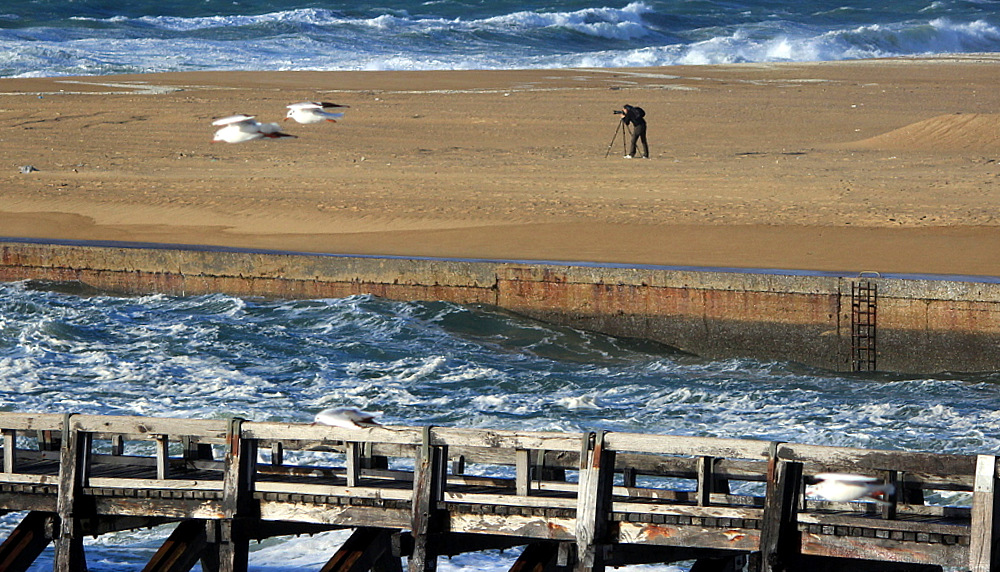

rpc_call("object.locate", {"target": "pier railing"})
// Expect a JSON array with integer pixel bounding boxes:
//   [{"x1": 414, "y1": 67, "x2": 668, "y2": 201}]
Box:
[{"x1": 0, "y1": 412, "x2": 995, "y2": 571}]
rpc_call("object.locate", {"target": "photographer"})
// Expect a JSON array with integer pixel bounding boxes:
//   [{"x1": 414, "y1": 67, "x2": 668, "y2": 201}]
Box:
[{"x1": 616, "y1": 104, "x2": 648, "y2": 159}]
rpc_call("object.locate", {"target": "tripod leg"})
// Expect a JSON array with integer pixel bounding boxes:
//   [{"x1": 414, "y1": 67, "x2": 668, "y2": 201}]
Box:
[{"x1": 605, "y1": 121, "x2": 622, "y2": 158}]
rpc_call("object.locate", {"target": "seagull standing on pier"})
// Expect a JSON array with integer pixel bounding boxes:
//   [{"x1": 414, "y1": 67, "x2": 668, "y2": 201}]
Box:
[
  {"x1": 212, "y1": 114, "x2": 295, "y2": 143},
  {"x1": 806, "y1": 473, "x2": 895, "y2": 504},
  {"x1": 285, "y1": 101, "x2": 349, "y2": 124},
  {"x1": 313, "y1": 407, "x2": 382, "y2": 429}
]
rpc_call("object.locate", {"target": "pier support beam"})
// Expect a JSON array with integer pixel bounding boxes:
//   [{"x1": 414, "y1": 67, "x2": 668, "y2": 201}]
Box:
[
  {"x1": 510, "y1": 542, "x2": 560, "y2": 572},
  {"x1": 217, "y1": 418, "x2": 255, "y2": 572},
  {"x1": 320, "y1": 527, "x2": 401, "y2": 572},
  {"x1": 54, "y1": 416, "x2": 91, "y2": 572},
  {"x1": 689, "y1": 554, "x2": 751, "y2": 572},
  {"x1": 970, "y1": 454, "x2": 1000, "y2": 572},
  {"x1": 759, "y1": 454, "x2": 802, "y2": 572},
  {"x1": 575, "y1": 432, "x2": 614, "y2": 572},
  {"x1": 0, "y1": 511, "x2": 55, "y2": 572},
  {"x1": 409, "y1": 426, "x2": 446, "y2": 572},
  {"x1": 142, "y1": 519, "x2": 210, "y2": 572}
]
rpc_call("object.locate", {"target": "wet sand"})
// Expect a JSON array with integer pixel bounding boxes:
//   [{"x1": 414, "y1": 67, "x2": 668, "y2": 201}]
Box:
[{"x1": 1, "y1": 56, "x2": 999, "y2": 276}]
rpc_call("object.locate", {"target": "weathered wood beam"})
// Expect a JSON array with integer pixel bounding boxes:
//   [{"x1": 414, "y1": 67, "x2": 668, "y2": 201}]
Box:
[
  {"x1": 69, "y1": 415, "x2": 229, "y2": 441},
  {"x1": 969, "y1": 454, "x2": 1000, "y2": 572},
  {"x1": 509, "y1": 541, "x2": 558, "y2": 572},
  {"x1": 796, "y1": 555, "x2": 942, "y2": 572},
  {"x1": 3, "y1": 429, "x2": 17, "y2": 473},
  {"x1": 777, "y1": 443, "x2": 975, "y2": 482},
  {"x1": 347, "y1": 442, "x2": 362, "y2": 488},
  {"x1": 608, "y1": 546, "x2": 743, "y2": 569},
  {"x1": 0, "y1": 511, "x2": 55, "y2": 572},
  {"x1": 217, "y1": 418, "x2": 253, "y2": 572},
  {"x1": 575, "y1": 432, "x2": 614, "y2": 572},
  {"x1": 516, "y1": 450, "x2": 531, "y2": 497},
  {"x1": 54, "y1": 416, "x2": 91, "y2": 572},
  {"x1": 409, "y1": 426, "x2": 446, "y2": 572},
  {"x1": 759, "y1": 456, "x2": 803, "y2": 572},
  {"x1": 154, "y1": 434, "x2": 170, "y2": 480},
  {"x1": 141, "y1": 519, "x2": 209, "y2": 572},
  {"x1": 689, "y1": 553, "x2": 751, "y2": 572},
  {"x1": 319, "y1": 527, "x2": 402, "y2": 572}
]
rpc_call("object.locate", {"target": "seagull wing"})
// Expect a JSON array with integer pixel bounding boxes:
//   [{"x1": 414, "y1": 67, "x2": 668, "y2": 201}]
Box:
[
  {"x1": 814, "y1": 472, "x2": 880, "y2": 483},
  {"x1": 212, "y1": 114, "x2": 257, "y2": 126},
  {"x1": 287, "y1": 102, "x2": 322, "y2": 110},
  {"x1": 317, "y1": 101, "x2": 349, "y2": 109}
]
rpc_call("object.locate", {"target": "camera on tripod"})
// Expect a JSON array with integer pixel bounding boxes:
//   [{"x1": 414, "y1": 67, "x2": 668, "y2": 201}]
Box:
[{"x1": 612, "y1": 110, "x2": 625, "y2": 115}]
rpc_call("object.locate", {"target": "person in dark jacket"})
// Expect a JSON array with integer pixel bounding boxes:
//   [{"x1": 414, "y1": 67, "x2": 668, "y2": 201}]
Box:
[{"x1": 620, "y1": 104, "x2": 648, "y2": 159}]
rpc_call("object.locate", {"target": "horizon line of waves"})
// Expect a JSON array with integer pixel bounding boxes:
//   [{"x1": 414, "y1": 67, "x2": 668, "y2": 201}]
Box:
[
  {"x1": 561, "y1": 17, "x2": 1000, "y2": 67},
  {"x1": 63, "y1": 3, "x2": 662, "y2": 40}
]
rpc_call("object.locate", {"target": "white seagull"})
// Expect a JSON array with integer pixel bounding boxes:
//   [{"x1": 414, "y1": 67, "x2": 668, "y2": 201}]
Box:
[
  {"x1": 285, "y1": 101, "x2": 349, "y2": 124},
  {"x1": 313, "y1": 407, "x2": 382, "y2": 430},
  {"x1": 212, "y1": 114, "x2": 295, "y2": 143},
  {"x1": 806, "y1": 472, "x2": 895, "y2": 504}
]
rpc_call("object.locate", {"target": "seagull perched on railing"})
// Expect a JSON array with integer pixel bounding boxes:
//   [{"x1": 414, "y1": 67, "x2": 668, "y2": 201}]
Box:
[
  {"x1": 285, "y1": 101, "x2": 349, "y2": 124},
  {"x1": 806, "y1": 472, "x2": 895, "y2": 504},
  {"x1": 212, "y1": 114, "x2": 295, "y2": 143},
  {"x1": 313, "y1": 407, "x2": 382, "y2": 429}
]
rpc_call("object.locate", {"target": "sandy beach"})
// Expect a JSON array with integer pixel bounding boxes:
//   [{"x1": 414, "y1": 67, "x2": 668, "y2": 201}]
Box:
[{"x1": 1, "y1": 56, "x2": 999, "y2": 276}]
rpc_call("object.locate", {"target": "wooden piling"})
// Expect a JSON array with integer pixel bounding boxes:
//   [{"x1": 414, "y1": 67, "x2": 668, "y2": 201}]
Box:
[
  {"x1": 219, "y1": 417, "x2": 253, "y2": 572},
  {"x1": 575, "y1": 431, "x2": 614, "y2": 572},
  {"x1": 410, "y1": 425, "x2": 446, "y2": 572},
  {"x1": 970, "y1": 455, "x2": 1000, "y2": 572},
  {"x1": 759, "y1": 457, "x2": 803, "y2": 572},
  {"x1": 54, "y1": 415, "x2": 90, "y2": 572}
]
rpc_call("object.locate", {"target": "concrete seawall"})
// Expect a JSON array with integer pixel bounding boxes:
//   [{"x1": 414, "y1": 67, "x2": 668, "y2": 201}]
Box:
[{"x1": 2, "y1": 239, "x2": 999, "y2": 374}]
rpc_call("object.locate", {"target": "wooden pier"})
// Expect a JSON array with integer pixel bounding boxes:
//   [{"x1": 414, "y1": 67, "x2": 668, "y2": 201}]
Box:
[{"x1": 0, "y1": 413, "x2": 996, "y2": 572}]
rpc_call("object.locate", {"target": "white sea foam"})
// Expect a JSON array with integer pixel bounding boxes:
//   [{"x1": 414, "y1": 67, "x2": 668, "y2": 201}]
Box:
[
  {"x1": 5, "y1": 0, "x2": 999, "y2": 77},
  {"x1": 3, "y1": 281, "x2": 1000, "y2": 569}
]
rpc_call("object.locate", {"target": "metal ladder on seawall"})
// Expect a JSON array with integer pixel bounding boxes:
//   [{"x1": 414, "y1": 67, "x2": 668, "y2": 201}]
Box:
[{"x1": 851, "y1": 279, "x2": 877, "y2": 372}]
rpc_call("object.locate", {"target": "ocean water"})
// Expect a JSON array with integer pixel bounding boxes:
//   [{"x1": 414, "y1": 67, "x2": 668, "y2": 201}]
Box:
[
  {"x1": 2, "y1": 279, "x2": 1000, "y2": 570},
  {"x1": 1, "y1": 0, "x2": 998, "y2": 77}
]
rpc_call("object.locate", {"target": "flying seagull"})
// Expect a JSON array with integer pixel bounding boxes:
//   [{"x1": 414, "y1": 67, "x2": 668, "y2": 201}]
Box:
[
  {"x1": 313, "y1": 407, "x2": 382, "y2": 430},
  {"x1": 285, "y1": 101, "x2": 349, "y2": 124},
  {"x1": 212, "y1": 114, "x2": 295, "y2": 143},
  {"x1": 806, "y1": 472, "x2": 895, "y2": 504}
]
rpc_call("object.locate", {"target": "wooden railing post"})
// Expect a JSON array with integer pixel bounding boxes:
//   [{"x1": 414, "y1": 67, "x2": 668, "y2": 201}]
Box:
[
  {"x1": 346, "y1": 442, "x2": 362, "y2": 487},
  {"x1": 182, "y1": 435, "x2": 213, "y2": 462},
  {"x1": 153, "y1": 434, "x2": 170, "y2": 480},
  {"x1": 575, "y1": 431, "x2": 614, "y2": 572},
  {"x1": 759, "y1": 444, "x2": 801, "y2": 572},
  {"x1": 970, "y1": 454, "x2": 1000, "y2": 572},
  {"x1": 697, "y1": 456, "x2": 714, "y2": 507},
  {"x1": 410, "y1": 426, "x2": 445, "y2": 572},
  {"x1": 54, "y1": 413, "x2": 90, "y2": 571},
  {"x1": 516, "y1": 449, "x2": 532, "y2": 496},
  {"x1": 3, "y1": 429, "x2": 16, "y2": 473}
]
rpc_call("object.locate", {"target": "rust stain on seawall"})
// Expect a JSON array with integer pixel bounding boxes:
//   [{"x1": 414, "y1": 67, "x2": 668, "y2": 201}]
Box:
[{"x1": 3, "y1": 240, "x2": 1000, "y2": 374}]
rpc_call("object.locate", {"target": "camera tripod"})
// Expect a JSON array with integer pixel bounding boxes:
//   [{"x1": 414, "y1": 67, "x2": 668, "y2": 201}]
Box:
[{"x1": 605, "y1": 119, "x2": 631, "y2": 158}]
